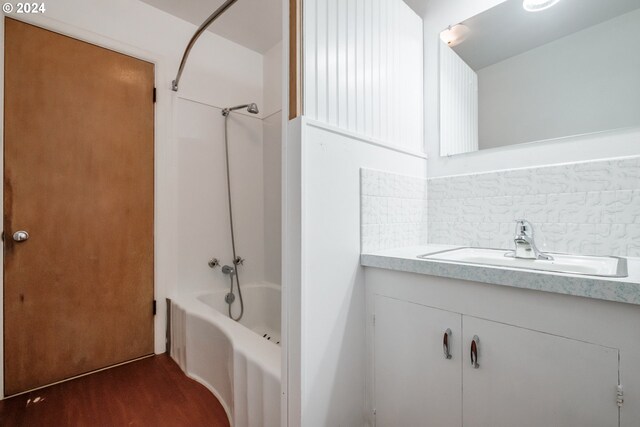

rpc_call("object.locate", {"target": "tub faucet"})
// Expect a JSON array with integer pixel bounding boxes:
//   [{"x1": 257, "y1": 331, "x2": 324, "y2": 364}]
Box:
[
  {"x1": 507, "y1": 219, "x2": 553, "y2": 261},
  {"x1": 222, "y1": 265, "x2": 236, "y2": 305}
]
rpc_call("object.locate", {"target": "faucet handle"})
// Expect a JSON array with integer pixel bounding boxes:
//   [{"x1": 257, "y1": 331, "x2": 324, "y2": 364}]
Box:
[{"x1": 514, "y1": 219, "x2": 533, "y2": 237}]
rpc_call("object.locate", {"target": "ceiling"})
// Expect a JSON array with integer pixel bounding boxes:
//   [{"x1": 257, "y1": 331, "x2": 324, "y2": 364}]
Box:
[
  {"x1": 140, "y1": 0, "x2": 282, "y2": 54},
  {"x1": 450, "y1": 0, "x2": 640, "y2": 70},
  {"x1": 402, "y1": 0, "x2": 429, "y2": 17}
]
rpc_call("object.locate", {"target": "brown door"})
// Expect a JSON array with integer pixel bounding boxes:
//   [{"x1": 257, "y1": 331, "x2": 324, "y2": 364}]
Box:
[{"x1": 3, "y1": 18, "x2": 154, "y2": 396}]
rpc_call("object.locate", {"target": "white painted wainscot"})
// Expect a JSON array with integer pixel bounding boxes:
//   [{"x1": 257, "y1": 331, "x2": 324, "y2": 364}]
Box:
[{"x1": 362, "y1": 246, "x2": 640, "y2": 427}]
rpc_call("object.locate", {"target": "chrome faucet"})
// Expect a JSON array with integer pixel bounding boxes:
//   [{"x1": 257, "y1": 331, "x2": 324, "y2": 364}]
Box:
[{"x1": 507, "y1": 219, "x2": 553, "y2": 261}]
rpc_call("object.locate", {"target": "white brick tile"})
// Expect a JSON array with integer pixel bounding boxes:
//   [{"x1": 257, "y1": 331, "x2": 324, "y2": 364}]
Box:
[
  {"x1": 361, "y1": 224, "x2": 380, "y2": 253},
  {"x1": 427, "y1": 179, "x2": 448, "y2": 200},
  {"x1": 612, "y1": 158, "x2": 640, "y2": 190},
  {"x1": 572, "y1": 162, "x2": 614, "y2": 192},
  {"x1": 533, "y1": 165, "x2": 573, "y2": 194},
  {"x1": 360, "y1": 169, "x2": 428, "y2": 252},
  {"x1": 364, "y1": 157, "x2": 640, "y2": 256},
  {"x1": 565, "y1": 224, "x2": 597, "y2": 255},
  {"x1": 360, "y1": 169, "x2": 379, "y2": 196},
  {"x1": 615, "y1": 190, "x2": 640, "y2": 224}
]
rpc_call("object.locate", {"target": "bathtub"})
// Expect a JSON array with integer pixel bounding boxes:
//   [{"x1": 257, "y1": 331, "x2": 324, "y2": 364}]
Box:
[{"x1": 169, "y1": 282, "x2": 281, "y2": 427}]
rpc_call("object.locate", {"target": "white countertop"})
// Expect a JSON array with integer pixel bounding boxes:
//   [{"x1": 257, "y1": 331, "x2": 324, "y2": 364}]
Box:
[{"x1": 361, "y1": 245, "x2": 640, "y2": 305}]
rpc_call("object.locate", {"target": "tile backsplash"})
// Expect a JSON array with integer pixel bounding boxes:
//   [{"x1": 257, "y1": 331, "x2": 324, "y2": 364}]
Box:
[
  {"x1": 428, "y1": 156, "x2": 640, "y2": 257},
  {"x1": 360, "y1": 169, "x2": 428, "y2": 253}
]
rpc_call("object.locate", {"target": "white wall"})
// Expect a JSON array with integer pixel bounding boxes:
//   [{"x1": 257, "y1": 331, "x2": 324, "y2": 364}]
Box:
[
  {"x1": 36, "y1": 0, "x2": 265, "y2": 113},
  {"x1": 289, "y1": 119, "x2": 427, "y2": 427},
  {"x1": 264, "y1": 41, "x2": 283, "y2": 118},
  {"x1": 439, "y1": 41, "x2": 478, "y2": 156},
  {"x1": 175, "y1": 99, "x2": 266, "y2": 299},
  {"x1": 477, "y1": 8, "x2": 640, "y2": 150},
  {"x1": 263, "y1": 42, "x2": 283, "y2": 286},
  {"x1": 263, "y1": 111, "x2": 282, "y2": 286},
  {"x1": 422, "y1": 0, "x2": 640, "y2": 177},
  {"x1": 0, "y1": 0, "x2": 278, "y2": 394},
  {"x1": 284, "y1": 1, "x2": 427, "y2": 425},
  {"x1": 283, "y1": 116, "x2": 302, "y2": 427},
  {"x1": 303, "y1": 0, "x2": 424, "y2": 153}
]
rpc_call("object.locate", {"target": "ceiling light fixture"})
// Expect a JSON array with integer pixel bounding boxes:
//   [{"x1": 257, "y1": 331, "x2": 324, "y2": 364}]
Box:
[
  {"x1": 523, "y1": 0, "x2": 561, "y2": 12},
  {"x1": 439, "y1": 24, "x2": 470, "y2": 47}
]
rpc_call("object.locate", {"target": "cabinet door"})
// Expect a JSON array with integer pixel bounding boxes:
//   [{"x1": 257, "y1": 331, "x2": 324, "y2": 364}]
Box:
[
  {"x1": 374, "y1": 295, "x2": 462, "y2": 427},
  {"x1": 463, "y1": 317, "x2": 619, "y2": 427}
]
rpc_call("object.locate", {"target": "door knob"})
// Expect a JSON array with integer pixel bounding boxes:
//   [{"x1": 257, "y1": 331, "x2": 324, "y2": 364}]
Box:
[{"x1": 12, "y1": 230, "x2": 29, "y2": 242}]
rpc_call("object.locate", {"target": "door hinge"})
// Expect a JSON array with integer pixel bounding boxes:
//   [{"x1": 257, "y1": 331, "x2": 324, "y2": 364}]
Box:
[
  {"x1": 153, "y1": 300, "x2": 157, "y2": 316},
  {"x1": 373, "y1": 314, "x2": 376, "y2": 326},
  {"x1": 617, "y1": 384, "x2": 624, "y2": 407},
  {"x1": 153, "y1": 87, "x2": 157, "y2": 103}
]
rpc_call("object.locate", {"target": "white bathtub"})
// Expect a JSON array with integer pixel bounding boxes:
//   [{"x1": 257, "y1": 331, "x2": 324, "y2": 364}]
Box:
[{"x1": 169, "y1": 282, "x2": 281, "y2": 427}]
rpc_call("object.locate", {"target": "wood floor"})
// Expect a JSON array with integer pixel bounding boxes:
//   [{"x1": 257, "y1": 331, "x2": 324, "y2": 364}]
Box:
[{"x1": 0, "y1": 354, "x2": 230, "y2": 427}]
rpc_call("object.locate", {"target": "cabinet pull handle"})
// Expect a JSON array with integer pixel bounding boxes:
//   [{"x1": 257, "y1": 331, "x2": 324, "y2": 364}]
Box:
[
  {"x1": 443, "y1": 328, "x2": 452, "y2": 359},
  {"x1": 470, "y1": 335, "x2": 480, "y2": 369}
]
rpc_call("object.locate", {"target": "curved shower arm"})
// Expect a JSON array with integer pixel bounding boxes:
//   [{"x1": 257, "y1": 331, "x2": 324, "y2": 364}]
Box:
[{"x1": 171, "y1": 0, "x2": 238, "y2": 92}]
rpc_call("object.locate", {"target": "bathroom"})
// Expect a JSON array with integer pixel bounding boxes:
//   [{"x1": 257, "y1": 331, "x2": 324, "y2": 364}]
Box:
[{"x1": 0, "y1": 0, "x2": 639, "y2": 426}]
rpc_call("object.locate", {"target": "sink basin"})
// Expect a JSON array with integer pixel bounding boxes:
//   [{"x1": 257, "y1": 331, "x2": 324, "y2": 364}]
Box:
[{"x1": 417, "y1": 247, "x2": 628, "y2": 278}]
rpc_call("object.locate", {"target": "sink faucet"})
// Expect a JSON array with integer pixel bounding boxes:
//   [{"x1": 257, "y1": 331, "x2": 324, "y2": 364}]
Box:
[{"x1": 507, "y1": 219, "x2": 553, "y2": 261}]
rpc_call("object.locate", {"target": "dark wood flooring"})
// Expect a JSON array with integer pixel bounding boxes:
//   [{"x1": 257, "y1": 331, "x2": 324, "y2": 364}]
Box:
[{"x1": 0, "y1": 354, "x2": 230, "y2": 427}]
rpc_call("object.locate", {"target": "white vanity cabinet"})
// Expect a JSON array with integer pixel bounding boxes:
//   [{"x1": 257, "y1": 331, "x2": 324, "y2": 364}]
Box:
[
  {"x1": 374, "y1": 295, "x2": 462, "y2": 426},
  {"x1": 366, "y1": 268, "x2": 637, "y2": 427},
  {"x1": 462, "y1": 317, "x2": 619, "y2": 427}
]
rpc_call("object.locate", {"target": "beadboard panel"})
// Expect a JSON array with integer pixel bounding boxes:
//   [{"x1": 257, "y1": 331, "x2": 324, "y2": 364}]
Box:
[
  {"x1": 304, "y1": 0, "x2": 424, "y2": 153},
  {"x1": 427, "y1": 156, "x2": 640, "y2": 257},
  {"x1": 439, "y1": 41, "x2": 478, "y2": 156}
]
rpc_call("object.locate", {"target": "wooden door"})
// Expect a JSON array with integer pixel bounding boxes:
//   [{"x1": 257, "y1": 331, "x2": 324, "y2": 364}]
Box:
[
  {"x1": 463, "y1": 317, "x2": 619, "y2": 427},
  {"x1": 374, "y1": 295, "x2": 462, "y2": 427},
  {"x1": 3, "y1": 18, "x2": 154, "y2": 395},
  {"x1": 289, "y1": 0, "x2": 302, "y2": 119}
]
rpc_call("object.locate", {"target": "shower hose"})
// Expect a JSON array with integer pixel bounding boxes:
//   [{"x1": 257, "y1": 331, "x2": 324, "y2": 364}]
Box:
[{"x1": 223, "y1": 114, "x2": 244, "y2": 321}]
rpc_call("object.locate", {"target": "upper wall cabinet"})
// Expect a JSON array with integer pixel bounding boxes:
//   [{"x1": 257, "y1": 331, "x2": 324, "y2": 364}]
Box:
[{"x1": 439, "y1": 0, "x2": 640, "y2": 156}]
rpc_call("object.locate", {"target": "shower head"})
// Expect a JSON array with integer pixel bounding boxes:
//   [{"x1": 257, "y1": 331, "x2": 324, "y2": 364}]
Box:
[
  {"x1": 247, "y1": 103, "x2": 259, "y2": 114},
  {"x1": 222, "y1": 103, "x2": 259, "y2": 117}
]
